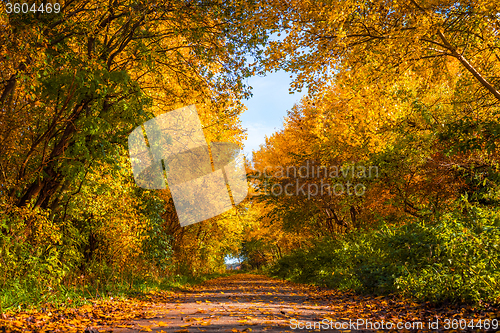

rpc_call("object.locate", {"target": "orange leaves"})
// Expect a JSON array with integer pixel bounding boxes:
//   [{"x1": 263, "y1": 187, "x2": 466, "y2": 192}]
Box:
[
  {"x1": 2, "y1": 274, "x2": 497, "y2": 332},
  {"x1": 0, "y1": 294, "x2": 166, "y2": 333}
]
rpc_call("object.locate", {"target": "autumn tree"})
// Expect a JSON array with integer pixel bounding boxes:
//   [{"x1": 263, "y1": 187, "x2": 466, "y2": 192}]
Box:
[
  {"x1": 254, "y1": 0, "x2": 500, "y2": 213},
  {"x1": 0, "y1": 0, "x2": 266, "y2": 210},
  {"x1": 0, "y1": 0, "x2": 268, "y2": 292}
]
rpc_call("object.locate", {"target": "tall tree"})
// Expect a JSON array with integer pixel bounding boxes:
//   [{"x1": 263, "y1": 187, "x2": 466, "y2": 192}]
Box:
[{"x1": 0, "y1": 0, "x2": 267, "y2": 210}]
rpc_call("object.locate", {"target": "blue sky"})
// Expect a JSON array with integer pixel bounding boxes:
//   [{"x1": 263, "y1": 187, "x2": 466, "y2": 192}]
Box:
[
  {"x1": 226, "y1": 71, "x2": 305, "y2": 265},
  {"x1": 239, "y1": 71, "x2": 306, "y2": 159}
]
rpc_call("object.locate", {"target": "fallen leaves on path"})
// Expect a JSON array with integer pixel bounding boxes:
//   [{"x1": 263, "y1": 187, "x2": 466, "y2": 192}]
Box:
[{"x1": 1, "y1": 274, "x2": 498, "y2": 332}]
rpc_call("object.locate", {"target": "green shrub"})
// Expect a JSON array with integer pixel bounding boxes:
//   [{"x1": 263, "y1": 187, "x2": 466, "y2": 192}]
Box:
[{"x1": 270, "y1": 205, "x2": 500, "y2": 305}]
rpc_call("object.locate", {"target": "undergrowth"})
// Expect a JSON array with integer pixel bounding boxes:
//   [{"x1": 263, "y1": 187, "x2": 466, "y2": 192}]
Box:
[
  {"x1": 269, "y1": 205, "x2": 500, "y2": 305},
  {"x1": 0, "y1": 272, "x2": 230, "y2": 313}
]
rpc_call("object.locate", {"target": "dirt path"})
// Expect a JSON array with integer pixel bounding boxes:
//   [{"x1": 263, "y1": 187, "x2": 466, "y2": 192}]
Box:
[
  {"x1": 1, "y1": 273, "x2": 497, "y2": 332},
  {"x1": 112, "y1": 273, "x2": 336, "y2": 333},
  {"x1": 108, "y1": 274, "x2": 497, "y2": 333}
]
